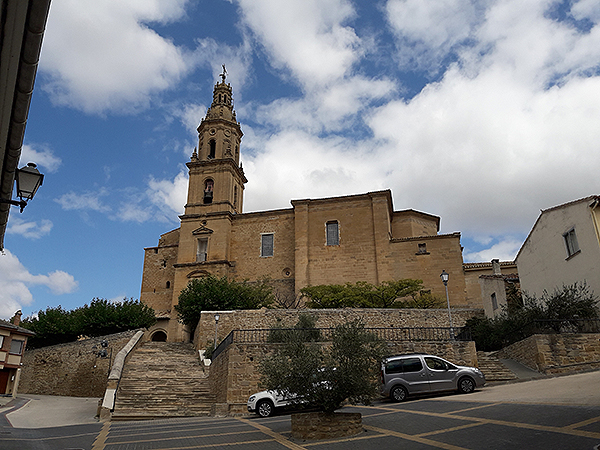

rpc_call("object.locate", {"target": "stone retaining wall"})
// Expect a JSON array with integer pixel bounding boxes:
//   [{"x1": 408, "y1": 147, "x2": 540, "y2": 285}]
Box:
[
  {"x1": 19, "y1": 330, "x2": 141, "y2": 397},
  {"x1": 291, "y1": 412, "x2": 362, "y2": 439},
  {"x1": 211, "y1": 339, "x2": 478, "y2": 415},
  {"x1": 195, "y1": 307, "x2": 482, "y2": 350},
  {"x1": 496, "y1": 333, "x2": 600, "y2": 375}
]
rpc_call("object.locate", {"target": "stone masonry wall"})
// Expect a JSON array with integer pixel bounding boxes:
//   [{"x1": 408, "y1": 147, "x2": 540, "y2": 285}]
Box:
[
  {"x1": 212, "y1": 339, "x2": 478, "y2": 415},
  {"x1": 194, "y1": 308, "x2": 482, "y2": 350},
  {"x1": 19, "y1": 330, "x2": 140, "y2": 398},
  {"x1": 496, "y1": 333, "x2": 600, "y2": 375}
]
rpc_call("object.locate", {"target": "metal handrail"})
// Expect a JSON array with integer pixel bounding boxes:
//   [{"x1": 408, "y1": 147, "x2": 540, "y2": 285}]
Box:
[{"x1": 211, "y1": 326, "x2": 471, "y2": 361}]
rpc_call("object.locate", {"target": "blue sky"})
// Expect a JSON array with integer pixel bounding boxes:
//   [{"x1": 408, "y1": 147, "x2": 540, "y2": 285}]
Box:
[{"x1": 1, "y1": 0, "x2": 599, "y2": 320}]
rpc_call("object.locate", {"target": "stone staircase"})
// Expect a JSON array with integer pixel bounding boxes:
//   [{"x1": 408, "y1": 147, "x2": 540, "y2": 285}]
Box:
[
  {"x1": 111, "y1": 341, "x2": 215, "y2": 420},
  {"x1": 477, "y1": 351, "x2": 518, "y2": 382}
]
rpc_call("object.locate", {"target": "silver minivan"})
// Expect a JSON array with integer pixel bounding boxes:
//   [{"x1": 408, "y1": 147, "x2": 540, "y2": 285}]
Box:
[{"x1": 381, "y1": 354, "x2": 485, "y2": 402}]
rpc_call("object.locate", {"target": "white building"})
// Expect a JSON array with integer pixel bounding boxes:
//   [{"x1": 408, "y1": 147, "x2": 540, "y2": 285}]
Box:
[{"x1": 516, "y1": 195, "x2": 600, "y2": 299}]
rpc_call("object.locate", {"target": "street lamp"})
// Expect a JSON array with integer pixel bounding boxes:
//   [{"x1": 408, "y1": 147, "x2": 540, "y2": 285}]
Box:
[
  {"x1": 440, "y1": 270, "x2": 455, "y2": 339},
  {"x1": 214, "y1": 313, "x2": 220, "y2": 351},
  {"x1": 0, "y1": 163, "x2": 44, "y2": 213}
]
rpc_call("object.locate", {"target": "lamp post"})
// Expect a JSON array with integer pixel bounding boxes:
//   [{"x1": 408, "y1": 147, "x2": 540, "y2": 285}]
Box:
[
  {"x1": 440, "y1": 270, "x2": 454, "y2": 339},
  {"x1": 0, "y1": 163, "x2": 44, "y2": 213},
  {"x1": 214, "y1": 313, "x2": 220, "y2": 351}
]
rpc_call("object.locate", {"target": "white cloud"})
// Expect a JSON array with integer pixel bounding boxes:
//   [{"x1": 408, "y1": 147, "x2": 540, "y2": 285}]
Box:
[
  {"x1": 385, "y1": 0, "x2": 484, "y2": 71},
  {"x1": 191, "y1": 38, "x2": 254, "y2": 91},
  {"x1": 40, "y1": 0, "x2": 191, "y2": 114},
  {"x1": 6, "y1": 218, "x2": 53, "y2": 240},
  {"x1": 572, "y1": 0, "x2": 600, "y2": 22},
  {"x1": 251, "y1": 76, "x2": 395, "y2": 133},
  {"x1": 363, "y1": 0, "x2": 600, "y2": 235},
  {"x1": 463, "y1": 237, "x2": 522, "y2": 262},
  {"x1": 0, "y1": 250, "x2": 78, "y2": 319},
  {"x1": 235, "y1": 0, "x2": 362, "y2": 89},
  {"x1": 55, "y1": 189, "x2": 111, "y2": 212},
  {"x1": 242, "y1": 129, "x2": 386, "y2": 212},
  {"x1": 229, "y1": 0, "x2": 600, "y2": 266},
  {"x1": 175, "y1": 103, "x2": 208, "y2": 136},
  {"x1": 20, "y1": 144, "x2": 62, "y2": 173},
  {"x1": 51, "y1": 172, "x2": 188, "y2": 224},
  {"x1": 146, "y1": 169, "x2": 188, "y2": 217}
]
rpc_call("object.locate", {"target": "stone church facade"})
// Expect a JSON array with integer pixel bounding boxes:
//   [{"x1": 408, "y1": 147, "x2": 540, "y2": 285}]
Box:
[{"x1": 140, "y1": 74, "x2": 488, "y2": 342}]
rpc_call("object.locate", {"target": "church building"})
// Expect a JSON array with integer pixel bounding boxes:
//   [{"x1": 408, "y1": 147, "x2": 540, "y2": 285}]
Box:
[{"x1": 140, "y1": 72, "x2": 487, "y2": 342}]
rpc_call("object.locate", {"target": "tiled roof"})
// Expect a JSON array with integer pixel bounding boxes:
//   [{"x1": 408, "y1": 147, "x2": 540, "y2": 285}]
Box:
[
  {"x1": 0, "y1": 319, "x2": 35, "y2": 335},
  {"x1": 463, "y1": 261, "x2": 516, "y2": 270}
]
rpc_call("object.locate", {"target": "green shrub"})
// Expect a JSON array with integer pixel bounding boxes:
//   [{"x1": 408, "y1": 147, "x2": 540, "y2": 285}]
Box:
[
  {"x1": 175, "y1": 275, "x2": 273, "y2": 335},
  {"x1": 301, "y1": 279, "x2": 430, "y2": 308},
  {"x1": 21, "y1": 298, "x2": 156, "y2": 349},
  {"x1": 468, "y1": 282, "x2": 599, "y2": 351}
]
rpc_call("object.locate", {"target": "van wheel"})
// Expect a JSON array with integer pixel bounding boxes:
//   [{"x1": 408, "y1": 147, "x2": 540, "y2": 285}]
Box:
[
  {"x1": 390, "y1": 385, "x2": 408, "y2": 402},
  {"x1": 257, "y1": 400, "x2": 274, "y2": 417},
  {"x1": 458, "y1": 377, "x2": 475, "y2": 394}
]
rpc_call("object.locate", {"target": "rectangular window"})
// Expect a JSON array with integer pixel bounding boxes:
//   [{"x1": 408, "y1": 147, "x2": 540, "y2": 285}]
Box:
[
  {"x1": 491, "y1": 293, "x2": 498, "y2": 310},
  {"x1": 9, "y1": 339, "x2": 24, "y2": 355},
  {"x1": 418, "y1": 243, "x2": 427, "y2": 254},
  {"x1": 196, "y1": 239, "x2": 208, "y2": 262},
  {"x1": 0, "y1": 335, "x2": 4, "y2": 349},
  {"x1": 563, "y1": 228, "x2": 580, "y2": 258},
  {"x1": 261, "y1": 233, "x2": 274, "y2": 257},
  {"x1": 326, "y1": 221, "x2": 339, "y2": 246}
]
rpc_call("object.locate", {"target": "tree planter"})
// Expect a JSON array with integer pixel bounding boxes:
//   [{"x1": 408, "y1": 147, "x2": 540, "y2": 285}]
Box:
[{"x1": 291, "y1": 412, "x2": 362, "y2": 440}]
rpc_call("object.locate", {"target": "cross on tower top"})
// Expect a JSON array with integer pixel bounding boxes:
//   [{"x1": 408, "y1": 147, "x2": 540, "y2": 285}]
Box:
[{"x1": 220, "y1": 64, "x2": 227, "y2": 83}]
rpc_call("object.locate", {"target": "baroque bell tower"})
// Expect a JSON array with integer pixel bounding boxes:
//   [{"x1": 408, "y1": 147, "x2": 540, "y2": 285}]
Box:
[
  {"x1": 185, "y1": 66, "x2": 247, "y2": 216},
  {"x1": 167, "y1": 67, "x2": 248, "y2": 341}
]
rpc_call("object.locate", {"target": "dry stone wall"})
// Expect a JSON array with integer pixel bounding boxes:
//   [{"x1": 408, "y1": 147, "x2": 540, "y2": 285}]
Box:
[
  {"x1": 194, "y1": 307, "x2": 482, "y2": 350},
  {"x1": 210, "y1": 339, "x2": 478, "y2": 415},
  {"x1": 496, "y1": 333, "x2": 600, "y2": 374},
  {"x1": 19, "y1": 330, "x2": 140, "y2": 398}
]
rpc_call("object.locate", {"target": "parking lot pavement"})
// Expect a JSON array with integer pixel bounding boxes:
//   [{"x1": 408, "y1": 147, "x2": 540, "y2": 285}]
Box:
[
  {"x1": 2, "y1": 372, "x2": 600, "y2": 449},
  {"x1": 87, "y1": 395, "x2": 600, "y2": 450},
  {"x1": 446, "y1": 369, "x2": 600, "y2": 406}
]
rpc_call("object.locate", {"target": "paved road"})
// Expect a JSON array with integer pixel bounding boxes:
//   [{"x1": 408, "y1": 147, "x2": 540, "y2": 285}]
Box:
[{"x1": 1, "y1": 371, "x2": 599, "y2": 449}]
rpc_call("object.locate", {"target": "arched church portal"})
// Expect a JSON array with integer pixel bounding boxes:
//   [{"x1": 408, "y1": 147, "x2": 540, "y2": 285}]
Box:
[{"x1": 151, "y1": 330, "x2": 167, "y2": 342}]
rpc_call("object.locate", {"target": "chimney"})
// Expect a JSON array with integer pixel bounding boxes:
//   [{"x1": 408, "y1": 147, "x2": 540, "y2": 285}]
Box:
[
  {"x1": 491, "y1": 259, "x2": 501, "y2": 275},
  {"x1": 13, "y1": 310, "x2": 22, "y2": 327}
]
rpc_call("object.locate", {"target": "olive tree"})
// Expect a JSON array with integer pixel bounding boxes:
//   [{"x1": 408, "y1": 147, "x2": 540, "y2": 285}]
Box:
[{"x1": 259, "y1": 318, "x2": 386, "y2": 414}]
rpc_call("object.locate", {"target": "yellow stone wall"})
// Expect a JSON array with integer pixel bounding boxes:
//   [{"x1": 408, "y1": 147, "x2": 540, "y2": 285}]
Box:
[
  {"x1": 229, "y1": 209, "x2": 296, "y2": 283},
  {"x1": 140, "y1": 190, "x2": 479, "y2": 341}
]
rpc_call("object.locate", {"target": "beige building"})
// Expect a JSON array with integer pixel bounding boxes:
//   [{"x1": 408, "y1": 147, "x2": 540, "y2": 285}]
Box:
[
  {"x1": 516, "y1": 195, "x2": 600, "y2": 299},
  {"x1": 0, "y1": 311, "x2": 34, "y2": 396},
  {"x1": 140, "y1": 74, "x2": 502, "y2": 342}
]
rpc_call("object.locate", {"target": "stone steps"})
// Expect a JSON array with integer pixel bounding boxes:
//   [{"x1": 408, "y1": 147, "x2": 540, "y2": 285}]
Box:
[
  {"x1": 477, "y1": 351, "x2": 518, "y2": 382},
  {"x1": 112, "y1": 341, "x2": 215, "y2": 420}
]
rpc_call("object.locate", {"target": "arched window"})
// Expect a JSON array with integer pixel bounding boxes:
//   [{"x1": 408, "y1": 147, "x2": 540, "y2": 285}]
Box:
[
  {"x1": 234, "y1": 185, "x2": 238, "y2": 209},
  {"x1": 204, "y1": 179, "x2": 214, "y2": 204},
  {"x1": 208, "y1": 140, "x2": 216, "y2": 159},
  {"x1": 166, "y1": 281, "x2": 171, "y2": 289}
]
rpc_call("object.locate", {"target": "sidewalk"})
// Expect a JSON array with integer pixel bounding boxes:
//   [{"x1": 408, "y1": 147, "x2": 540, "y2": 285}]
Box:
[{"x1": 0, "y1": 394, "x2": 101, "y2": 428}]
